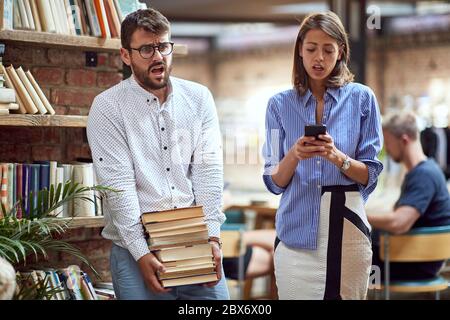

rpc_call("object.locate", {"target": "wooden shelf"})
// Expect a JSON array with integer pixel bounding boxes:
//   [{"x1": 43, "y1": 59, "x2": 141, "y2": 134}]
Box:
[
  {"x1": 0, "y1": 114, "x2": 88, "y2": 127},
  {"x1": 0, "y1": 29, "x2": 188, "y2": 55},
  {"x1": 65, "y1": 216, "x2": 105, "y2": 229}
]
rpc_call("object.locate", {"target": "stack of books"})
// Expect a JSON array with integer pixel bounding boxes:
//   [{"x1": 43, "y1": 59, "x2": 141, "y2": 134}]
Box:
[
  {"x1": 0, "y1": 63, "x2": 18, "y2": 115},
  {"x1": 0, "y1": 63, "x2": 55, "y2": 115},
  {"x1": 141, "y1": 206, "x2": 218, "y2": 288}
]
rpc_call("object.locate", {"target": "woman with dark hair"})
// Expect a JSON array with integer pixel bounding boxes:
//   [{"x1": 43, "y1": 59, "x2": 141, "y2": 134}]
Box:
[{"x1": 262, "y1": 12, "x2": 383, "y2": 300}]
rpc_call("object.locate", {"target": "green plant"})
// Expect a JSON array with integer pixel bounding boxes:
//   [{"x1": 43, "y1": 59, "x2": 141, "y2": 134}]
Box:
[{"x1": 0, "y1": 181, "x2": 117, "y2": 300}]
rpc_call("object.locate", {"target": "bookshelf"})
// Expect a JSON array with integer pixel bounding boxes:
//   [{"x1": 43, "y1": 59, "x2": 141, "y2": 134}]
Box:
[
  {"x1": 66, "y1": 216, "x2": 105, "y2": 229},
  {"x1": 0, "y1": 114, "x2": 87, "y2": 127},
  {"x1": 0, "y1": 29, "x2": 188, "y2": 55}
]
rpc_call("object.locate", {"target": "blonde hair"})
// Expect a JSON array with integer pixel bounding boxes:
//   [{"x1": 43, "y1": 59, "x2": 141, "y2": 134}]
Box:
[{"x1": 382, "y1": 112, "x2": 419, "y2": 140}]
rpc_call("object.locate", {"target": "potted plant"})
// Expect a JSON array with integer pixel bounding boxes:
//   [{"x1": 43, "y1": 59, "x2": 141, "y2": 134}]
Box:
[{"x1": 0, "y1": 181, "x2": 116, "y2": 300}]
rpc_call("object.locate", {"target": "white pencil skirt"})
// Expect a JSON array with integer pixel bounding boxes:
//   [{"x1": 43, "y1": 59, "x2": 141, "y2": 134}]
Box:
[{"x1": 274, "y1": 185, "x2": 373, "y2": 300}]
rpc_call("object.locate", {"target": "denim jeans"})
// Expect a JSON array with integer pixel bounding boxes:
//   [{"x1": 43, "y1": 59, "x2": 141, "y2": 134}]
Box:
[{"x1": 110, "y1": 243, "x2": 230, "y2": 300}]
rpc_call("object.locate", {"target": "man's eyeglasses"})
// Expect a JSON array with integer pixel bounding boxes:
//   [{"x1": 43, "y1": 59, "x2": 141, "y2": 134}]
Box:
[{"x1": 128, "y1": 42, "x2": 174, "y2": 59}]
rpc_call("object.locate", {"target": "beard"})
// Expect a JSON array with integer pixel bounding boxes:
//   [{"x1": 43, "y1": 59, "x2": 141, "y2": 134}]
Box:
[{"x1": 131, "y1": 60, "x2": 172, "y2": 91}]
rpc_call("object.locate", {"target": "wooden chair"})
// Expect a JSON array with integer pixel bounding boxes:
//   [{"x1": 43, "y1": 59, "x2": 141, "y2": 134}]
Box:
[
  {"x1": 221, "y1": 224, "x2": 278, "y2": 300},
  {"x1": 380, "y1": 225, "x2": 450, "y2": 300},
  {"x1": 221, "y1": 226, "x2": 246, "y2": 299}
]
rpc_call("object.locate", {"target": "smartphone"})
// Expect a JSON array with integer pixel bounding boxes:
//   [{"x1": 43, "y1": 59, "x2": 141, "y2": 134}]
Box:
[{"x1": 304, "y1": 124, "x2": 327, "y2": 140}]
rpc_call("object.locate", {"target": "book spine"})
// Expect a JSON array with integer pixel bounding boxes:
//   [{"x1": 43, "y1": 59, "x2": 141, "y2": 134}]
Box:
[
  {"x1": 25, "y1": 70, "x2": 55, "y2": 115},
  {"x1": 1, "y1": 0, "x2": 14, "y2": 30},
  {"x1": 35, "y1": 0, "x2": 56, "y2": 33},
  {"x1": 23, "y1": 0, "x2": 35, "y2": 29},
  {"x1": 15, "y1": 66, "x2": 47, "y2": 114},
  {"x1": 30, "y1": 164, "x2": 40, "y2": 214},
  {"x1": 29, "y1": 0, "x2": 41, "y2": 31},
  {"x1": 93, "y1": 0, "x2": 109, "y2": 38},
  {"x1": 0, "y1": 164, "x2": 8, "y2": 215},
  {"x1": 15, "y1": 163, "x2": 22, "y2": 219},
  {"x1": 84, "y1": 0, "x2": 100, "y2": 37},
  {"x1": 38, "y1": 162, "x2": 49, "y2": 191},
  {"x1": 16, "y1": 0, "x2": 29, "y2": 29},
  {"x1": 0, "y1": 64, "x2": 26, "y2": 114},
  {"x1": 7, "y1": 163, "x2": 14, "y2": 212},
  {"x1": 21, "y1": 163, "x2": 29, "y2": 217}
]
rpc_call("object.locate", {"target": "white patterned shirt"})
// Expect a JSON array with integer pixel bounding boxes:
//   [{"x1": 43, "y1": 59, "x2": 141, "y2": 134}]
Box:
[{"x1": 87, "y1": 76, "x2": 225, "y2": 261}]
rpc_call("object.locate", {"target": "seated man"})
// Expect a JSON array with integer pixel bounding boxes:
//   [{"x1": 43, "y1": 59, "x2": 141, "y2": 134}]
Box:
[{"x1": 368, "y1": 112, "x2": 450, "y2": 280}]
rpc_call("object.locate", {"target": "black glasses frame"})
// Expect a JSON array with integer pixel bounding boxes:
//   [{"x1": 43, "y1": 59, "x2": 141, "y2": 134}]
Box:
[{"x1": 129, "y1": 42, "x2": 174, "y2": 59}]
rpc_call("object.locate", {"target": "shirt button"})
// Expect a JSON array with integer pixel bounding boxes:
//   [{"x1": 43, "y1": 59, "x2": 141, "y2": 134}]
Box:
[
  {"x1": 146, "y1": 99, "x2": 149, "y2": 103},
  {"x1": 163, "y1": 146, "x2": 168, "y2": 150},
  {"x1": 153, "y1": 98, "x2": 157, "y2": 102},
  {"x1": 317, "y1": 160, "x2": 321, "y2": 165},
  {"x1": 317, "y1": 185, "x2": 321, "y2": 188},
  {"x1": 161, "y1": 127, "x2": 165, "y2": 131},
  {"x1": 174, "y1": 206, "x2": 177, "y2": 209},
  {"x1": 171, "y1": 186, "x2": 175, "y2": 190},
  {"x1": 166, "y1": 168, "x2": 170, "y2": 171}
]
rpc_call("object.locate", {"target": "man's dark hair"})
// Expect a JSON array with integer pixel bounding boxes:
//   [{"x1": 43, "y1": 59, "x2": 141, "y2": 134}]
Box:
[{"x1": 121, "y1": 8, "x2": 170, "y2": 49}]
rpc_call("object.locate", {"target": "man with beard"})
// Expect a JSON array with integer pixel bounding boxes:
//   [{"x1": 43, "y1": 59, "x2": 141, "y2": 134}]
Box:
[
  {"x1": 368, "y1": 112, "x2": 450, "y2": 281},
  {"x1": 86, "y1": 8, "x2": 229, "y2": 300}
]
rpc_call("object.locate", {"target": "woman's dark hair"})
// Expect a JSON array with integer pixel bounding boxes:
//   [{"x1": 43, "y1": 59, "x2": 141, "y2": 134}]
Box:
[
  {"x1": 121, "y1": 8, "x2": 170, "y2": 49},
  {"x1": 292, "y1": 11, "x2": 354, "y2": 95}
]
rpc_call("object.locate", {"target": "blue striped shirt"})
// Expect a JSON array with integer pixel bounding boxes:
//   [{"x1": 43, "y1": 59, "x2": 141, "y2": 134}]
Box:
[{"x1": 262, "y1": 82, "x2": 383, "y2": 250}]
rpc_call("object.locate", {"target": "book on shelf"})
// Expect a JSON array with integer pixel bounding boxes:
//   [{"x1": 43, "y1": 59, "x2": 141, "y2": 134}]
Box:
[
  {"x1": 29, "y1": 0, "x2": 42, "y2": 32},
  {"x1": 0, "y1": 64, "x2": 27, "y2": 114},
  {"x1": 1, "y1": 64, "x2": 57, "y2": 115},
  {"x1": 35, "y1": 0, "x2": 56, "y2": 33},
  {"x1": 0, "y1": 87, "x2": 16, "y2": 103},
  {"x1": 25, "y1": 69, "x2": 56, "y2": 115},
  {"x1": 0, "y1": 0, "x2": 13, "y2": 30},
  {"x1": 16, "y1": 66, "x2": 47, "y2": 114},
  {"x1": 5, "y1": 65, "x2": 38, "y2": 114},
  {"x1": 141, "y1": 206, "x2": 218, "y2": 287},
  {"x1": 16, "y1": 266, "x2": 99, "y2": 300},
  {"x1": 0, "y1": 102, "x2": 19, "y2": 110},
  {"x1": 0, "y1": 160, "x2": 102, "y2": 218}
]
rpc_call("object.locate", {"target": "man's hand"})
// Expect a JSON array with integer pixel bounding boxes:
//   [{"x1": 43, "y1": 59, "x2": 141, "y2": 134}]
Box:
[
  {"x1": 137, "y1": 252, "x2": 172, "y2": 293},
  {"x1": 203, "y1": 241, "x2": 222, "y2": 287}
]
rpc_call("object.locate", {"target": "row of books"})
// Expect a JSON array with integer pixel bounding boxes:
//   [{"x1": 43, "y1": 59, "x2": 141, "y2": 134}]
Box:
[
  {"x1": 0, "y1": 63, "x2": 55, "y2": 115},
  {"x1": 1, "y1": 0, "x2": 145, "y2": 38},
  {"x1": 0, "y1": 161, "x2": 101, "y2": 218},
  {"x1": 141, "y1": 206, "x2": 218, "y2": 288},
  {"x1": 16, "y1": 266, "x2": 115, "y2": 300}
]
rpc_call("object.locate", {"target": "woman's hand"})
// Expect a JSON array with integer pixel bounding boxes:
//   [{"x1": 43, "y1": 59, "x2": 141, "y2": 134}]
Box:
[
  {"x1": 292, "y1": 136, "x2": 328, "y2": 160},
  {"x1": 308, "y1": 133, "x2": 345, "y2": 165}
]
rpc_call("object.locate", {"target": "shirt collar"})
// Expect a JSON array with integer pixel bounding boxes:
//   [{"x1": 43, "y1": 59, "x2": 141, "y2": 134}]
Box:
[
  {"x1": 302, "y1": 86, "x2": 340, "y2": 107},
  {"x1": 128, "y1": 75, "x2": 174, "y2": 103}
]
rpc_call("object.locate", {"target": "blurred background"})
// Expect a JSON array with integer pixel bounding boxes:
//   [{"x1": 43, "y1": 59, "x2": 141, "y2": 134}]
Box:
[{"x1": 143, "y1": 0, "x2": 450, "y2": 201}]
